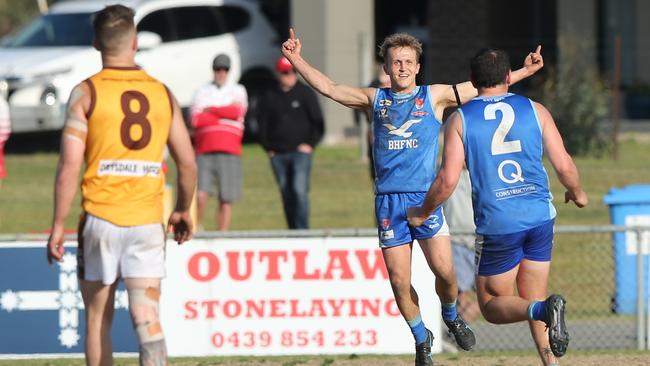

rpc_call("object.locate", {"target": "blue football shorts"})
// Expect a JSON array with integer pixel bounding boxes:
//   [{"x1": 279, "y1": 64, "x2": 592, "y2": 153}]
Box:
[
  {"x1": 475, "y1": 219, "x2": 555, "y2": 276},
  {"x1": 375, "y1": 192, "x2": 449, "y2": 248}
]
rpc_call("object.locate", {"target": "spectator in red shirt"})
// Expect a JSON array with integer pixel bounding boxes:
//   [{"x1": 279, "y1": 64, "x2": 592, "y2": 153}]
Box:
[
  {"x1": 190, "y1": 54, "x2": 248, "y2": 231},
  {"x1": 0, "y1": 95, "x2": 10, "y2": 188}
]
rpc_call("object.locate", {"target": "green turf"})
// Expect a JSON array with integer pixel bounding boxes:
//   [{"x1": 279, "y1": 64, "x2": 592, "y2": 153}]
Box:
[
  {"x1": 1, "y1": 349, "x2": 649, "y2": 365},
  {"x1": 2, "y1": 138, "x2": 650, "y2": 233}
]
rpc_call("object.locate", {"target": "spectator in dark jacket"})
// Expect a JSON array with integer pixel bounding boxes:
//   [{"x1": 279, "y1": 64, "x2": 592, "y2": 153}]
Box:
[{"x1": 257, "y1": 56, "x2": 324, "y2": 229}]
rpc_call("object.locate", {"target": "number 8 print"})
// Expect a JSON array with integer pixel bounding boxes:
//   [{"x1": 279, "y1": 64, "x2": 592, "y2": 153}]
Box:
[{"x1": 120, "y1": 90, "x2": 152, "y2": 150}]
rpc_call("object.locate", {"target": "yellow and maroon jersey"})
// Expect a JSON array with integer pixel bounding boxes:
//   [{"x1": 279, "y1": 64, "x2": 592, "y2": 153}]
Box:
[{"x1": 81, "y1": 67, "x2": 173, "y2": 226}]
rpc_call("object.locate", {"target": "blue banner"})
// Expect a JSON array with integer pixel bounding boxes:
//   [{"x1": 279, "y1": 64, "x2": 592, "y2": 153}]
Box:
[{"x1": 0, "y1": 243, "x2": 137, "y2": 354}]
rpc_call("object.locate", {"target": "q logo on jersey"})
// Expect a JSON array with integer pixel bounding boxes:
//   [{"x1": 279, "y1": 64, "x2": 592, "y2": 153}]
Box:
[{"x1": 498, "y1": 160, "x2": 524, "y2": 184}]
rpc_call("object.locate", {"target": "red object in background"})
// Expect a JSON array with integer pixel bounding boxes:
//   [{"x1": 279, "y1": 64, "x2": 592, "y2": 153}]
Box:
[{"x1": 0, "y1": 143, "x2": 5, "y2": 179}]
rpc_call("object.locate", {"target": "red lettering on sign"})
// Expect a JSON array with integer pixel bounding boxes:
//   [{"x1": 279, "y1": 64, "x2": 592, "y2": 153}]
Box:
[
  {"x1": 187, "y1": 248, "x2": 389, "y2": 282},
  {"x1": 360, "y1": 299, "x2": 380, "y2": 317},
  {"x1": 227, "y1": 251, "x2": 254, "y2": 280},
  {"x1": 204, "y1": 300, "x2": 219, "y2": 319},
  {"x1": 223, "y1": 300, "x2": 242, "y2": 318},
  {"x1": 184, "y1": 301, "x2": 198, "y2": 319},
  {"x1": 259, "y1": 251, "x2": 288, "y2": 280},
  {"x1": 269, "y1": 299, "x2": 285, "y2": 317},
  {"x1": 327, "y1": 299, "x2": 345, "y2": 317},
  {"x1": 292, "y1": 250, "x2": 321, "y2": 279},
  {"x1": 290, "y1": 299, "x2": 309, "y2": 317},
  {"x1": 385, "y1": 298, "x2": 400, "y2": 316},
  {"x1": 324, "y1": 250, "x2": 354, "y2": 280},
  {"x1": 188, "y1": 252, "x2": 220, "y2": 281},
  {"x1": 355, "y1": 250, "x2": 388, "y2": 279},
  {"x1": 245, "y1": 299, "x2": 265, "y2": 318}
]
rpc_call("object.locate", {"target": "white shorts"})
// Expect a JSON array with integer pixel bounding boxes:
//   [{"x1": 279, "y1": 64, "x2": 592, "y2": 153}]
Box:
[{"x1": 77, "y1": 213, "x2": 166, "y2": 284}]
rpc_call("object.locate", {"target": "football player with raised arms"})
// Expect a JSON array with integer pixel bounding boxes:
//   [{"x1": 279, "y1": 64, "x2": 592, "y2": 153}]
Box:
[
  {"x1": 408, "y1": 48, "x2": 587, "y2": 365},
  {"x1": 280, "y1": 28, "x2": 543, "y2": 365}
]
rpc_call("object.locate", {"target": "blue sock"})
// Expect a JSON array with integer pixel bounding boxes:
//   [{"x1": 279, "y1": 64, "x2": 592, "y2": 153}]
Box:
[
  {"x1": 407, "y1": 314, "x2": 428, "y2": 344},
  {"x1": 528, "y1": 301, "x2": 547, "y2": 322},
  {"x1": 441, "y1": 301, "x2": 458, "y2": 321}
]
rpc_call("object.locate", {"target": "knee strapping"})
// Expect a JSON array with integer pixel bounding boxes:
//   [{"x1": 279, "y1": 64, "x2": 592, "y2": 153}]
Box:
[{"x1": 128, "y1": 287, "x2": 164, "y2": 344}]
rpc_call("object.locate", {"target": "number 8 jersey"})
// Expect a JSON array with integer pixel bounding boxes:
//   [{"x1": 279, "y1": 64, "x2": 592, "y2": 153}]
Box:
[
  {"x1": 81, "y1": 67, "x2": 173, "y2": 226},
  {"x1": 459, "y1": 93, "x2": 556, "y2": 235}
]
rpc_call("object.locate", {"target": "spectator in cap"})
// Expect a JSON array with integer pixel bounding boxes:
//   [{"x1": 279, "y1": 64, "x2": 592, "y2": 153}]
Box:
[
  {"x1": 190, "y1": 53, "x2": 248, "y2": 231},
  {"x1": 257, "y1": 56, "x2": 324, "y2": 229}
]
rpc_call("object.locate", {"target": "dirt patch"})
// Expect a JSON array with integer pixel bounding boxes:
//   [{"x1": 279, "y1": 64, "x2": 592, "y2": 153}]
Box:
[{"x1": 165, "y1": 352, "x2": 650, "y2": 366}]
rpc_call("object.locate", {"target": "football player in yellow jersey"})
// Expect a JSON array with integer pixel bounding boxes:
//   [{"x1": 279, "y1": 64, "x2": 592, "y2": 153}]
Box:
[{"x1": 46, "y1": 5, "x2": 196, "y2": 366}]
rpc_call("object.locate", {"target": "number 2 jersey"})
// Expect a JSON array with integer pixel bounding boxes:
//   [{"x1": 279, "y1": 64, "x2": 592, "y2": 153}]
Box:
[
  {"x1": 459, "y1": 93, "x2": 556, "y2": 235},
  {"x1": 372, "y1": 86, "x2": 441, "y2": 194},
  {"x1": 70, "y1": 67, "x2": 173, "y2": 226}
]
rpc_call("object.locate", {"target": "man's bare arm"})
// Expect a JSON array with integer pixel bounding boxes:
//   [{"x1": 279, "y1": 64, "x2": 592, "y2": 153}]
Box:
[
  {"x1": 282, "y1": 28, "x2": 375, "y2": 110},
  {"x1": 47, "y1": 83, "x2": 90, "y2": 263},
  {"x1": 407, "y1": 112, "x2": 466, "y2": 226},
  {"x1": 167, "y1": 95, "x2": 198, "y2": 244},
  {"x1": 430, "y1": 45, "x2": 544, "y2": 118},
  {"x1": 536, "y1": 102, "x2": 588, "y2": 207}
]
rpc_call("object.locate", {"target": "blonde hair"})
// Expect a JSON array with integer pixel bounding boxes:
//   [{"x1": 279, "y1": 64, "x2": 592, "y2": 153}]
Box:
[{"x1": 379, "y1": 33, "x2": 423, "y2": 62}]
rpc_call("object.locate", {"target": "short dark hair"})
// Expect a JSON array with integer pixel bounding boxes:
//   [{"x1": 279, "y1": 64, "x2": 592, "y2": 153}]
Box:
[
  {"x1": 93, "y1": 5, "x2": 135, "y2": 54},
  {"x1": 379, "y1": 33, "x2": 422, "y2": 63},
  {"x1": 470, "y1": 48, "x2": 511, "y2": 88}
]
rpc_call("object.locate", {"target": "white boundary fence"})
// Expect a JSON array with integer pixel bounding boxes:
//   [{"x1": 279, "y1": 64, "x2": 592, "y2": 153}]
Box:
[{"x1": 1, "y1": 224, "x2": 649, "y2": 357}]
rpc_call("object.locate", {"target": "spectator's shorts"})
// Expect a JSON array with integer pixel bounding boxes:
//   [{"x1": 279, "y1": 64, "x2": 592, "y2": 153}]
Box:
[
  {"x1": 452, "y1": 243, "x2": 476, "y2": 292},
  {"x1": 197, "y1": 152, "x2": 242, "y2": 202},
  {"x1": 475, "y1": 219, "x2": 555, "y2": 277},
  {"x1": 375, "y1": 192, "x2": 449, "y2": 248},
  {"x1": 77, "y1": 213, "x2": 166, "y2": 284}
]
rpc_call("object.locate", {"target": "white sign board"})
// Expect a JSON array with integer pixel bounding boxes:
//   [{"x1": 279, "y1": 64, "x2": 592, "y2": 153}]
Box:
[{"x1": 162, "y1": 237, "x2": 441, "y2": 356}]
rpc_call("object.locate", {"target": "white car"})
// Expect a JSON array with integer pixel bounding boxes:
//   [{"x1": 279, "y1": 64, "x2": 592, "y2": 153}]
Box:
[{"x1": 0, "y1": 0, "x2": 279, "y2": 133}]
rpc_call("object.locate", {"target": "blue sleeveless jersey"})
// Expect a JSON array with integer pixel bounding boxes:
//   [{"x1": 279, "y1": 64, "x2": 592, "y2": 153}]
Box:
[
  {"x1": 372, "y1": 86, "x2": 441, "y2": 194},
  {"x1": 459, "y1": 93, "x2": 556, "y2": 235}
]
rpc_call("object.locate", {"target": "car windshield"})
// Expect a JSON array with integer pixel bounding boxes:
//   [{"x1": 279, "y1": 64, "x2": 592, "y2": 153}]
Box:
[{"x1": 4, "y1": 13, "x2": 93, "y2": 47}]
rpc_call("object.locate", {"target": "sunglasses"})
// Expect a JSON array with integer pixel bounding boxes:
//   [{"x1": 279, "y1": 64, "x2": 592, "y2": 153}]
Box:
[{"x1": 213, "y1": 67, "x2": 230, "y2": 72}]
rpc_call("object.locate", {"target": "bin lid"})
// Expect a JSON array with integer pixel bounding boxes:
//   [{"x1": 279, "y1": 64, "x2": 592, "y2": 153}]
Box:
[{"x1": 603, "y1": 184, "x2": 650, "y2": 205}]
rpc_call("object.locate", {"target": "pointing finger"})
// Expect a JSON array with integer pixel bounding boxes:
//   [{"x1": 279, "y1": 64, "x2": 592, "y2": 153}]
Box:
[
  {"x1": 289, "y1": 27, "x2": 296, "y2": 40},
  {"x1": 535, "y1": 45, "x2": 541, "y2": 54}
]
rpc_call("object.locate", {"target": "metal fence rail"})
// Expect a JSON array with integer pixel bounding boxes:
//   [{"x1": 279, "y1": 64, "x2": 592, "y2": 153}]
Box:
[{"x1": 2, "y1": 224, "x2": 650, "y2": 352}]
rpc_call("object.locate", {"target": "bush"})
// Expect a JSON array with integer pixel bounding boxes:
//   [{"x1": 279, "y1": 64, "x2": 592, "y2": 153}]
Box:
[{"x1": 541, "y1": 36, "x2": 610, "y2": 156}]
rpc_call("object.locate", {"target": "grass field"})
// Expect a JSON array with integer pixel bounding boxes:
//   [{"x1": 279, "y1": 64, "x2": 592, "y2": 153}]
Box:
[
  {"x1": 2, "y1": 138, "x2": 650, "y2": 233},
  {"x1": 1, "y1": 350, "x2": 649, "y2": 365}
]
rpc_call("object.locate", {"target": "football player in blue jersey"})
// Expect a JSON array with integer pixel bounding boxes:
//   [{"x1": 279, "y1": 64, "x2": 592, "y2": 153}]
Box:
[
  {"x1": 408, "y1": 48, "x2": 587, "y2": 366},
  {"x1": 281, "y1": 29, "x2": 543, "y2": 365}
]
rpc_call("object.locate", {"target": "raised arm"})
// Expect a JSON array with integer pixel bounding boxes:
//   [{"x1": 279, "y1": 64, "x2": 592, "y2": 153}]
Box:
[
  {"x1": 282, "y1": 28, "x2": 375, "y2": 111},
  {"x1": 429, "y1": 45, "x2": 544, "y2": 119},
  {"x1": 407, "y1": 111, "x2": 466, "y2": 226},
  {"x1": 167, "y1": 94, "x2": 198, "y2": 244},
  {"x1": 47, "y1": 82, "x2": 90, "y2": 264},
  {"x1": 536, "y1": 102, "x2": 588, "y2": 208}
]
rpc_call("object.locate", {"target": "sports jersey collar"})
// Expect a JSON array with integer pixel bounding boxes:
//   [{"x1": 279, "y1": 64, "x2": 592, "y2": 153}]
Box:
[
  {"x1": 472, "y1": 92, "x2": 513, "y2": 102},
  {"x1": 389, "y1": 85, "x2": 420, "y2": 100},
  {"x1": 103, "y1": 65, "x2": 142, "y2": 71}
]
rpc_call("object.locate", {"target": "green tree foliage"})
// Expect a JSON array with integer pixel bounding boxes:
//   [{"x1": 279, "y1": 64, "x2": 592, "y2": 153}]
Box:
[{"x1": 542, "y1": 36, "x2": 611, "y2": 156}]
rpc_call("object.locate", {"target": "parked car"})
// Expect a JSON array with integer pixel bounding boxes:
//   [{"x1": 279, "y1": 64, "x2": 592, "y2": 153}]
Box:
[{"x1": 0, "y1": 0, "x2": 279, "y2": 135}]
